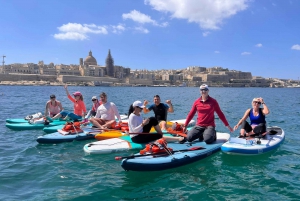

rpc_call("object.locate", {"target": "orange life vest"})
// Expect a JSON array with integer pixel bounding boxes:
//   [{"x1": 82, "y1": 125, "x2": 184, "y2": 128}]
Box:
[
  {"x1": 62, "y1": 122, "x2": 83, "y2": 134},
  {"x1": 140, "y1": 138, "x2": 173, "y2": 155}
]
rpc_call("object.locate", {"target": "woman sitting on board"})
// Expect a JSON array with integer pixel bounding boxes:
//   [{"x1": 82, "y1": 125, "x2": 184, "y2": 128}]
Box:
[
  {"x1": 234, "y1": 97, "x2": 269, "y2": 137},
  {"x1": 49, "y1": 85, "x2": 87, "y2": 121},
  {"x1": 128, "y1": 100, "x2": 183, "y2": 144},
  {"x1": 45, "y1": 94, "x2": 63, "y2": 118}
]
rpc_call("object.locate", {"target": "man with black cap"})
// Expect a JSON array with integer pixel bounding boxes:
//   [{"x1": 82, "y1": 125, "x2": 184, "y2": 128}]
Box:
[
  {"x1": 45, "y1": 94, "x2": 63, "y2": 117},
  {"x1": 181, "y1": 84, "x2": 233, "y2": 144}
]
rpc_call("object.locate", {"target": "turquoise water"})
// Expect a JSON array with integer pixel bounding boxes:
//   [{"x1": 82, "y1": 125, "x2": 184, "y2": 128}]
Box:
[{"x1": 0, "y1": 86, "x2": 299, "y2": 201}]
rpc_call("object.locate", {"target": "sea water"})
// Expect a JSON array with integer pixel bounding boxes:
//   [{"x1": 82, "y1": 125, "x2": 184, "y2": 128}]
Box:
[{"x1": 0, "y1": 86, "x2": 299, "y2": 200}]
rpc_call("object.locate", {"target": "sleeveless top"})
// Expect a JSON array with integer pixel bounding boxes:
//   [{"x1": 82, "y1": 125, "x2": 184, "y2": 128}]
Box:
[
  {"x1": 148, "y1": 103, "x2": 169, "y2": 121},
  {"x1": 47, "y1": 100, "x2": 61, "y2": 116},
  {"x1": 249, "y1": 108, "x2": 266, "y2": 125}
]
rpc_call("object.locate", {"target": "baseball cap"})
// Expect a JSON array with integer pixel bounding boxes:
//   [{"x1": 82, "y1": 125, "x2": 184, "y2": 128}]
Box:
[
  {"x1": 91, "y1": 96, "x2": 97, "y2": 100},
  {"x1": 132, "y1": 100, "x2": 145, "y2": 108},
  {"x1": 50, "y1": 94, "x2": 56, "y2": 98},
  {"x1": 73, "y1": 91, "x2": 82, "y2": 96},
  {"x1": 199, "y1": 84, "x2": 209, "y2": 90}
]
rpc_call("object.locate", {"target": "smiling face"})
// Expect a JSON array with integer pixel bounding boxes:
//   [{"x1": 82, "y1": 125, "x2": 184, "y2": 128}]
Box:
[{"x1": 153, "y1": 95, "x2": 161, "y2": 105}]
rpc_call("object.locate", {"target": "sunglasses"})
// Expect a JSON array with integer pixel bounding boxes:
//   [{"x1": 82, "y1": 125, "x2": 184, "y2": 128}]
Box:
[
  {"x1": 200, "y1": 88, "x2": 208, "y2": 91},
  {"x1": 50, "y1": 97, "x2": 55, "y2": 99},
  {"x1": 253, "y1": 101, "x2": 261, "y2": 104},
  {"x1": 92, "y1": 99, "x2": 97, "y2": 101}
]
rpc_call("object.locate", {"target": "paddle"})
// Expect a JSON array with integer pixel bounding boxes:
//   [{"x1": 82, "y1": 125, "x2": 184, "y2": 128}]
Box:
[{"x1": 115, "y1": 146, "x2": 206, "y2": 160}]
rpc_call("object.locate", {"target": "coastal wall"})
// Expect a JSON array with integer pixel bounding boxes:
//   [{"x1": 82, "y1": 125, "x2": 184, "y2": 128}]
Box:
[
  {"x1": 57, "y1": 75, "x2": 121, "y2": 83},
  {"x1": 129, "y1": 78, "x2": 153, "y2": 85},
  {"x1": 0, "y1": 73, "x2": 57, "y2": 82}
]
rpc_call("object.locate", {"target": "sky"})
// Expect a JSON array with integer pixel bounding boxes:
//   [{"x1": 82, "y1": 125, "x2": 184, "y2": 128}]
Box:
[{"x1": 0, "y1": 0, "x2": 299, "y2": 80}]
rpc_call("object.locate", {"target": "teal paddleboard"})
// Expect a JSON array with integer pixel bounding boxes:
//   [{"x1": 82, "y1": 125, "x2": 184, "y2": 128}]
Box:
[{"x1": 6, "y1": 120, "x2": 66, "y2": 130}]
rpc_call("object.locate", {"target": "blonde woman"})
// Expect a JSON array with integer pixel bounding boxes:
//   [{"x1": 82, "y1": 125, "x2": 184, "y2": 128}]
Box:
[{"x1": 234, "y1": 97, "x2": 269, "y2": 137}]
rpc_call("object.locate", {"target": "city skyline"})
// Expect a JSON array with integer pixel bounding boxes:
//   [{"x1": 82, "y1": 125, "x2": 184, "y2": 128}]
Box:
[{"x1": 1, "y1": 0, "x2": 299, "y2": 79}]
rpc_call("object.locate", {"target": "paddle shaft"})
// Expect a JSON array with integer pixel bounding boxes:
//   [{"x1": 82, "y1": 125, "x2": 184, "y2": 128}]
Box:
[{"x1": 115, "y1": 146, "x2": 205, "y2": 160}]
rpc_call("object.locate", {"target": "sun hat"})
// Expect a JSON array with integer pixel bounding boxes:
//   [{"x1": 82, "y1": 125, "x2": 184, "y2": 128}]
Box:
[
  {"x1": 50, "y1": 94, "x2": 56, "y2": 98},
  {"x1": 91, "y1": 96, "x2": 97, "y2": 100},
  {"x1": 199, "y1": 84, "x2": 209, "y2": 90},
  {"x1": 132, "y1": 100, "x2": 145, "y2": 108},
  {"x1": 73, "y1": 91, "x2": 82, "y2": 96}
]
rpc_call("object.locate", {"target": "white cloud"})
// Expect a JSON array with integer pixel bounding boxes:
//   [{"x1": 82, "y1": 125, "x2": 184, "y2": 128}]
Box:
[
  {"x1": 135, "y1": 26, "x2": 149, "y2": 34},
  {"x1": 122, "y1": 10, "x2": 168, "y2": 27},
  {"x1": 241, "y1": 52, "x2": 251, "y2": 55},
  {"x1": 291, "y1": 44, "x2": 300, "y2": 50},
  {"x1": 202, "y1": 31, "x2": 210, "y2": 37},
  {"x1": 54, "y1": 23, "x2": 108, "y2": 40},
  {"x1": 111, "y1": 24, "x2": 126, "y2": 34},
  {"x1": 214, "y1": 51, "x2": 220, "y2": 53},
  {"x1": 123, "y1": 10, "x2": 155, "y2": 24},
  {"x1": 145, "y1": 0, "x2": 249, "y2": 30},
  {"x1": 54, "y1": 32, "x2": 87, "y2": 40},
  {"x1": 255, "y1": 43, "x2": 263, "y2": 47}
]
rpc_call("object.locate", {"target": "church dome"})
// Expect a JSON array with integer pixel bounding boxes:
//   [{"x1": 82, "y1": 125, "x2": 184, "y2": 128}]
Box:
[{"x1": 84, "y1": 50, "x2": 97, "y2": 65}]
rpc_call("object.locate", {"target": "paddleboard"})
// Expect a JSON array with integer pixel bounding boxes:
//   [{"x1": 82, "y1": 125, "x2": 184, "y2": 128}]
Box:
[
  {"x1": 221, "y1": 126, "x2": 284, "y2": 155},
  {"x1": 83, "y1": 119, "x2": 196, "y2": 154},
  {"x1": 120, "y1": 133, "x2": 230, "y2": 171},
  {"x1": 5, "y1": 120, "x2": 67, "y2": 130},
  {"x1": 36, "y1": 127, "x2": 101, "y2": 144}
]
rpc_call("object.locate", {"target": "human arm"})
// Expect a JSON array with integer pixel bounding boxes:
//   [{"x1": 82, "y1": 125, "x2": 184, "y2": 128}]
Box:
[
  {"x1": 143, "y1": 100, "x2": 151, "y2": 114},
  {"x1": 64, "y1": 84, "x2": 70, "y2": 96},
  {"x1": 214, "y1": 100, "x2": 233, "y2": 132},
  {"x1": 111, "y1": 103, "x2": 122, "y2": 123},
  {"x1": 129, "y1": 115, "x2": 148, "y2": 133},
  {"x1": 58, "y1": 101, "x2": 63, "y2": 112},
  {"x1": 182, "y1": 101, "x2": 197, "y2": 132},
  {"x1": 166, "y1": 100, "x2": 174, "y2": 113},
  {"x1": 234, "y1": 109, "x2": 251, "y2": 131},
  {"x1": 258, "y1": 97, "x2": 269, "y2": 115},
  {"x1": 45, "y1": 102, "x2": 49, "y2": 116}
]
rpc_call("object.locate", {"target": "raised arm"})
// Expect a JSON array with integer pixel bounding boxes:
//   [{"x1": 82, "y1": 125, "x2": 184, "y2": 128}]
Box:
[
  {"x1": 166, "y1": 100, "x2": 174, "y2": 113},
  {"x1": 64, "y1": 84, "x2": 70, "y2": 96},
  {"x1": 259, "y1": 97, "x2": 269, "y2": 115},
  {"x1": 143, "y1": 100, "x2": 151, "y2": 114}
]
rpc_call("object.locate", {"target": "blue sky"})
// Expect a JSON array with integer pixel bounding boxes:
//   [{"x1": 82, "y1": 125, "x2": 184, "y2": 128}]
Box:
[{"x1": 0, "y1": 0, "x2": 299, "y2": 80}]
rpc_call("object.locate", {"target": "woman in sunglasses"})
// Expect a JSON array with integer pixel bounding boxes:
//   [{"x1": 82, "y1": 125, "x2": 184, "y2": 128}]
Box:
[
  {"x1": 234, "y1": 97, "x2": 270, "y2": 137},
  {"x1": 85, "y1": 96, "x2": 102, "y2": 118},
  {"x1": 49, "y1": 84, "x2": 87, "y2": 121},
  {"x1": 128, "y1": 100, "x2": 183, "y2": 143}
]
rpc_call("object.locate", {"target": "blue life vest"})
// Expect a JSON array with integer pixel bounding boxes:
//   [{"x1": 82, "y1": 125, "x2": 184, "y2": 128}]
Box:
[{"x1": 249, "y1": 108, "x2": 266, "y2": 125}]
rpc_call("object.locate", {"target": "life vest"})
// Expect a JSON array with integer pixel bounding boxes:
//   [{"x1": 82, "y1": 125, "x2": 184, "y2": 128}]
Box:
[
  {"x1": 166, "y1": 123, "x2": 187, "y2": 137},
  {"x1": 113, "y1": 122, "x2": 129, "y2": 131},
  {"x1": 140, "y1": 138, "x2": 173, "y2": 155},
  {"x1": 62, "y1": 122, "x2": 83, "y2": 134}
]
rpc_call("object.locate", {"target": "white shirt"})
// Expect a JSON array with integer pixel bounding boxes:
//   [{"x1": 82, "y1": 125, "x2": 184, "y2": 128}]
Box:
[
  {"x1": 95, "y1": 102, "x2": 121, "y2": 121},
  {"x1": 128, "y1": 113, "x2": 143, "y2": 138}
]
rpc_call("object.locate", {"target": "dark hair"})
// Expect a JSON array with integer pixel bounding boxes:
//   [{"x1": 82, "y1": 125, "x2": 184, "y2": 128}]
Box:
[
  {"x1": 153, "y1": 95, "x2": 160, "y2": 98},
  {"x1": 100, "y1": 92, "x2": 107, "y2": 98},
  {"x1": 128, "y1": 104, "x2": 134, "y2": 117}
]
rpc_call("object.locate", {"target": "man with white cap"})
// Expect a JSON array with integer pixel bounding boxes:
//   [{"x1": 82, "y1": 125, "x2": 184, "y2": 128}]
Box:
[
  {"x1": 181, "y1": 84, "x2": 233, "y2": 144},
  {"x1": 129, "y1": 100, "x2": 183, "y2": 144}
]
